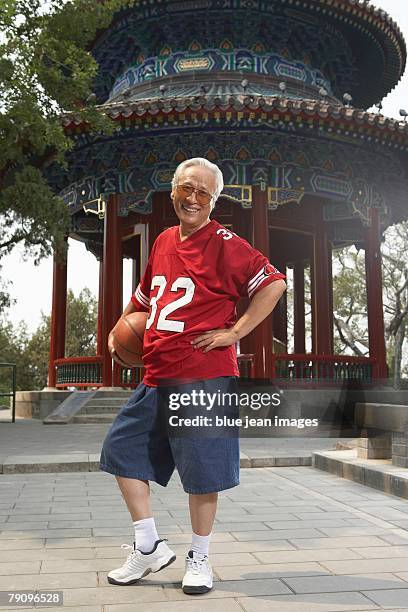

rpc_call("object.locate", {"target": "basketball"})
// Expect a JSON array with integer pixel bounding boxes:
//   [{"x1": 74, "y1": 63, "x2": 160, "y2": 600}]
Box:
[{"x1": 112, "y1": 311, "x2": 148, "y2": 366}]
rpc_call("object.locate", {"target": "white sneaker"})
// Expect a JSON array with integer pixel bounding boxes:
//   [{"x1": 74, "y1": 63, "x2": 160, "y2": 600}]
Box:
[
  {"x1": 182, "y1": 550, "x2": 213, "y2": 594},
  {"x1": 107, "y1": 538, "x2": 176, "y2": 585}
]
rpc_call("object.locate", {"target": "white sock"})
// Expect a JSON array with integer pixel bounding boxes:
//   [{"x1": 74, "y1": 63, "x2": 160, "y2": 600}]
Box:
[
  {"x1": 133, "y1": 517, "x2": 159, "y2": 553},
  {"x1": 191, "y1": 531, "x2": 212, "y2": 557}
]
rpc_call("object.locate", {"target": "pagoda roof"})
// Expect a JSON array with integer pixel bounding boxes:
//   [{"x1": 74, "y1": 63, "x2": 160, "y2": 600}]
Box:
[
  {"x1": 63, "y1": 93, "x2": 408, "y2": 153},
  {"x1": 91, "y1": 0, "x2": 406, "y2": 108}
]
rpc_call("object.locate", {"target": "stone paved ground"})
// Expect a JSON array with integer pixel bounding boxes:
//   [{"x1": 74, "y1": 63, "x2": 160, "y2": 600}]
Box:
[
  {"x1": 1, "y1": 466, "x2": 408, "y2": 611},
  {"x1": 0, "y1": 418, "x2": 348, "y2": 465}
]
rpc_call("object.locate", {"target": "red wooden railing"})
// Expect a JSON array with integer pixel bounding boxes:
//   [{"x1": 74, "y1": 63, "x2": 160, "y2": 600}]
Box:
[
  {"x1": 54, "y1": 356, "x2": 143, "y2": 389},
  {"x1": 53, "y1": 353, "x2": 376, "y2": 389},
  {"x1": 238, "y1": 353, "x2": 376, "y2": 387}
]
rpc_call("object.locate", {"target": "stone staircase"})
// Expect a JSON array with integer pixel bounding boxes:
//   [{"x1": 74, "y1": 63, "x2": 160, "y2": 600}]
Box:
[
  {"x1": 43, "y1": 389, "x2": 134, "y2": 424},
  {"x1": 71, "y1": 390, "x2": 133, "y2": 423}
]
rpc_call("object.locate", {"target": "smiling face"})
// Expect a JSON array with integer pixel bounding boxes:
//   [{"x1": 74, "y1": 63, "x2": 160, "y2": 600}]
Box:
[{"x1": 171, "y1": 164, "x2": 217, "y2": 237}]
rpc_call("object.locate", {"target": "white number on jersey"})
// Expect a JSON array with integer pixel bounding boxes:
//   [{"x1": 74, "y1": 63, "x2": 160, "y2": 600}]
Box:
[
  {"x1": 216, "y1": 228, "x2": 237, "y2": 240},
  {"x1": 146, "y1": 275, "x2": 195, "y2": 332}
]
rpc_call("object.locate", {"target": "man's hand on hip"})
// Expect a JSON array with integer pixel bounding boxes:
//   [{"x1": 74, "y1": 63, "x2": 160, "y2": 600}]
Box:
[{"x1": 191, "y1": 328, "x2": 239, "y2": 352}]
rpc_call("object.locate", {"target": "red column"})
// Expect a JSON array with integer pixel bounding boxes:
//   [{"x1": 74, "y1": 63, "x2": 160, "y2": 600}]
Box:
[
  {"x1": 364, "y1": 207, "x2": 387, "y2": 381},
  {"x1": 232, "y1": 200, "x2": 251, "y2": 355},
  {"x1": 102, "y1": 194, "x2": 123, "y2": 387},
  {"x1": 293, "y1": 261, "x2": 306, "y2": 353},
  {"x1": 96, "y1": 259, "x2": 103, "y2": 355},
  {"x1": 312, "y1": 225, "x2": 332, "y2": 354},
  {"x1": 47, "y1": 240, "x2": 68, "y2": 387},
  {"x1": 251, "y1": 184, "x2": 274, "y2": 379},
  {"x1": 327, "y1": 240, "x2": 334, "y2": 354},
  {"x1": 310, "y1": 257, "x2": 315, "y2": 354}
]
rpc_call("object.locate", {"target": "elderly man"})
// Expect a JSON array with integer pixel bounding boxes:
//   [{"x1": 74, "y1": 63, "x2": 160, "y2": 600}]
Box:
[{"x1": 100, "y1": 157, "x2": 286, "y2": 594}]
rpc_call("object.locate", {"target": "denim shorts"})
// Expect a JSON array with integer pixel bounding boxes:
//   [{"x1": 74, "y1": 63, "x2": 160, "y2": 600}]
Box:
[{"x1": 99, "y1": 376, "x2": 240, "y2": 494}]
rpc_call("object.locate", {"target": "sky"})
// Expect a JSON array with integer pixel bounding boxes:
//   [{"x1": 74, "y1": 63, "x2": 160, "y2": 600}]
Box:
[{"x1": 1, "y1": 0, "x2": 408, "y2": 334}]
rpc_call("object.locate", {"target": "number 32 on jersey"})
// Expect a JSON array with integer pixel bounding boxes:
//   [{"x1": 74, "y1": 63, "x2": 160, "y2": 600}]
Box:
[{"x1": 146, "y1": 275, "x2": 195, "y2": 332}]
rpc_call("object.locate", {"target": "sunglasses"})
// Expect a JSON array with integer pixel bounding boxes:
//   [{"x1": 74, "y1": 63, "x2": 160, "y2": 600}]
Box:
[{"x1": 177, "y1": 183, "x2": 214, "y2": 205}]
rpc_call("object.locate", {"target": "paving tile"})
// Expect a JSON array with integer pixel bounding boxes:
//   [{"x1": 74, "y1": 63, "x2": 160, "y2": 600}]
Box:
[
  {"x1": 292, "y1": 512, "x2": 357, "y2": 520},
  {"x1": 377, "y1": 532, "x2": 408, "y2": 546},
  {"x1": 0, "y1": 528, "x2": 92, "y2": 539},
  {"x1": 236, "y1": 592, "x2": 379, "y2": 610},
  {"x1": 252, "y1": 548, "x2": 364, "y2": 563},
  {"x1": 216, "y1": 514, "x2": 299, "y2": 522},
  {"x1": 361, "y1": 589, "x2": 408, "y2": 608},
  {"x1": 0, "y1": 522, "x2": 49, "y2": 530},
  {"x1": 0, "y1": 539, "x2": 45, "y2": 550},
  {"x1": 231, "y1": 528, "x2": 327, "y2": 541},
  {"x1": 0, "y1": 548, "x2": 95, "y2": 562},
  {"x1": 0, "y1": 571, "x2": 98, "y2": 590},
  {"x1": 0, "y1": 560, "x2": 41, "y2": 575},
  {"x1": 283, "y1": 572, "x2": 408, "y2": 593},
  {"x1": 289, "y1": 536, "x2": 392, "y2": 549},
  {"x1": 0, "y1": 507, "x2": 52, "y2": 515},
  {"x1": 263, "y1": 519, "x2": 349, "y2": 529},
  {"x1": 321, "y1": 557, "x2": 408, "y2": 574},
  {"x1": 215, "y1": 561, "x2": 331, "y2": 581},
  {"x1": 5, "y1": 607, "x2": 102, "y2": 612},
  {"x1": 40, "y1": 558, "x2": 133, "y2": 574},
  {"x1": 47, "y1": 519, "x2": 130, "y2": 529},
  {"x1": 316, "y1": 526, "x2": 394, "y2": 537},
  {"x1": 61, "y1": 584, "x2": 167, "y2": 606},
  {"x1": 163, "y1": 577, "x2": 291, "y2": 599},
  {"x1": 105, "y1": 599, "x2": 242, "y2": 612},
  {"x1": 351, "y1": 545, "x2": 408, "y2": 559},
  {"x1": 214, "y1": 522, "x2": 271, "y2": 531},
  {"x1": 6, "y1": 513, "x2": 91, "y2": 522}
]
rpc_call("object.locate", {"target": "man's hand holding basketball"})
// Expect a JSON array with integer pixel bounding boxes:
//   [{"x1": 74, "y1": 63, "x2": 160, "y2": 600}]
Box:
[{"x1": 108, "y1": 328, "x2": 130, "y2": 368}]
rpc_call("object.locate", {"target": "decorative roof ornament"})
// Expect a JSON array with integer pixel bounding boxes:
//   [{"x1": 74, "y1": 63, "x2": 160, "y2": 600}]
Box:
[
  {"x1": 343, "y1": 93, "x2": 353, "y2": 107},
  {"x1": 399, "y1": 109, "x2": 408, "y2": 123}
]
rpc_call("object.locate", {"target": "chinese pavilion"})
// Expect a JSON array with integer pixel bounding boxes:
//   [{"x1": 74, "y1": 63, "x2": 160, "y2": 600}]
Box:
[{"x1": 46, "y1": 0, "x2": 408, "y2": 390}]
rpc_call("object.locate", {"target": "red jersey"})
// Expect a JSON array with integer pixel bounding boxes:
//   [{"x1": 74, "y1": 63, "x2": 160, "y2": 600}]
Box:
[{"x1": 131, "y1": 219, "x2": 286, "y2": 386}]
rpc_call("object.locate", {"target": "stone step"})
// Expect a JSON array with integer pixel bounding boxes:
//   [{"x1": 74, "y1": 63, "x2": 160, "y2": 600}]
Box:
[
  {"x1": 86, "y1": 397, "x2": 131, "y2": 406},
  {"x1": 313, "y1": 449, "x2": 408, "y2": 499},
  {"x1": 72, "y1": 413, "x2": 116, "y2": 424},
  {"x1": 92, "y1": 390, "x2": 135, "y2": 398},
  {"x1": 82, "y1": 405, "x2": 124, "y2": 414}
]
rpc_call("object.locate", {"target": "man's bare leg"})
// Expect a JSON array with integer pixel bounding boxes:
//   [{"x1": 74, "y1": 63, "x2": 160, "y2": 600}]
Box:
[
  {"x1": 107, "y1": 476, "x2": 176, "y2": 584},
  {"x1": 189, "y1": 492, "x2": 218, "y2": 535},
  {"x1": 182, "y1": 492, "x2": 217, "y2": 593},
  {"x1": 116, "y1": 476, "x2": 151, "y2": 520}
]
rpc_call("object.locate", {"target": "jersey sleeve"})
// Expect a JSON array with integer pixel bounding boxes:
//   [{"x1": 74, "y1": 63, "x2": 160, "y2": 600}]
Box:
[
  {"x1": 130, "y1": 241, "x2": 156, "y2": 312},
  {"x1": 230, "y1": 238, "x2": 286, "y2": 299}
]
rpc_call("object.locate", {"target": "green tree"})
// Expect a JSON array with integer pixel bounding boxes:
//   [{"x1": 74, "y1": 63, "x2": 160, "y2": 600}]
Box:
[
  {"x1": 0, "y1": 319, "x2": 32, "y2": 396},
  {"x1": 382, "y1": 222, "x2": 408, "y2": 387},
  {"x1": 331, "y1": 222, "x2": 408, "y2": 386},
  {"x1": 332, "y1": 247, "x2": 368, "y2": 357},
  {"x1": 0, "y1": 287, "x2": 98, "y2": 391},
  {"x1": 0, "y1": 0, "x2": 126, "y2": 309}
]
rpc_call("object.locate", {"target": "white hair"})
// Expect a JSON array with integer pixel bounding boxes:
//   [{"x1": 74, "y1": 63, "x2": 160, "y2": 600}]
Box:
[{"x1": 171, "y1": 157, "x2": 224, "y2": 210}]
